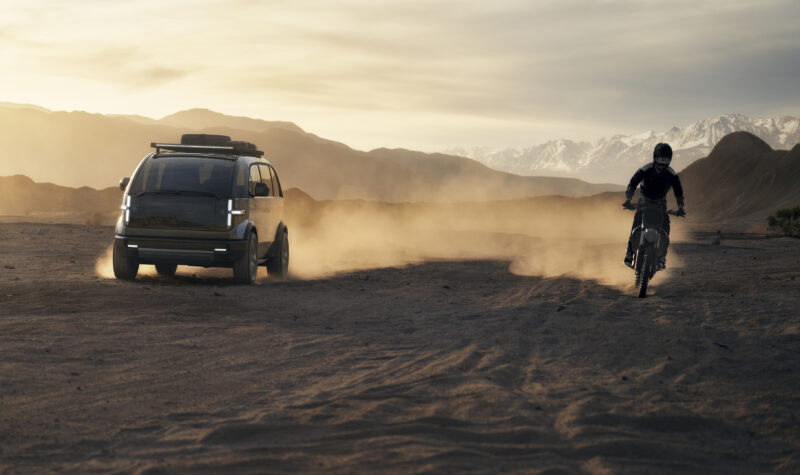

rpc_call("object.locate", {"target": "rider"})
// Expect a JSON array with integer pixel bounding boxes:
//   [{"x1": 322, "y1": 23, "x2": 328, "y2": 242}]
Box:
[{"x1": 623, "y1": 143, "x2": 685, "y2": 270}]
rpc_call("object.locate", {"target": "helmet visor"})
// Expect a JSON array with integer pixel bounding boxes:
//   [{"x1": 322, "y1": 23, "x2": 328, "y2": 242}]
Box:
[{"x1": 654, "y1": 155, "x2": 671, "y2": 165}]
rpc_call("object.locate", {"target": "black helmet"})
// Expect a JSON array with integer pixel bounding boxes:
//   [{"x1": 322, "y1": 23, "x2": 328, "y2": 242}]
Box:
[{"x1": 653, "y1": 143, "x2": 672, "y2": 167}]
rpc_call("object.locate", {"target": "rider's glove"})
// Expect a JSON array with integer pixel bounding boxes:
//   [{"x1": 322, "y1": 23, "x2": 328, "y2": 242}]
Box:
[
  {"x1": 675, "y1": 208, "x2": 686, "y2": 217},
  {"x1": 622, "y1": 200, "x2": 635, "y2": 210}
]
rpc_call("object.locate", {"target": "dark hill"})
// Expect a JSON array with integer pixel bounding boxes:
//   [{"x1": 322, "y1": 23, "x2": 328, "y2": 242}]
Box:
[
  {"x1": 0, "y1": 175, "x2": 119, "y2": 216},
  {"x1": 679, "y1": 131, "x2": 800, "y2": 220},
  {"x1": 159, "y1": 109, "x2": 304, "y2": 135}
]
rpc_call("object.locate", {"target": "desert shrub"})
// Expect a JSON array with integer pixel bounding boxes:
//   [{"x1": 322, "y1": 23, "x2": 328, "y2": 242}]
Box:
[{"x1": 767, "y1": 206, "x2": 800, "y2": 237}]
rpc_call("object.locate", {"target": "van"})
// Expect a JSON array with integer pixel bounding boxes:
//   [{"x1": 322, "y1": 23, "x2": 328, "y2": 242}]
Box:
[{"x1": 113, "y1": 134, "x2": 289, "y2": 284}]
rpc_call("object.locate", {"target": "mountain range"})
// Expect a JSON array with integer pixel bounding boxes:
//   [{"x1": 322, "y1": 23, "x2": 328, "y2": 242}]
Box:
[
  {"x1": 447, "y1": 114, "x2": 800, "y2": 184},
  {"x1": 0, "y1": 103, "x2": 617, "y2": 202},
  {"x1": 4, "y1": 131, "x2": 797, "y2": 229}
]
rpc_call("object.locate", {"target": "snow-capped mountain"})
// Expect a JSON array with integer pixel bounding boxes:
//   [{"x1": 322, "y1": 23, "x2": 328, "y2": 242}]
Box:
[{"x1": 447, "y1": 114, "x2": 800, "y2": 183}]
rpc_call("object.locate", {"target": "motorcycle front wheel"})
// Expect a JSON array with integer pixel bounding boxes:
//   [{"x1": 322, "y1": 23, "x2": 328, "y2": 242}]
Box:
[{"x1": 636, "y1": 245, "x2": 656, "y2": 298}]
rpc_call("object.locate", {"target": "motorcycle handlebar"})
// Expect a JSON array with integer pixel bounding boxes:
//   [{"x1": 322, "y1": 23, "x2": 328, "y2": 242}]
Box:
[{"x1": 622, "y1": 203, "x2": 686, "y2": 217}]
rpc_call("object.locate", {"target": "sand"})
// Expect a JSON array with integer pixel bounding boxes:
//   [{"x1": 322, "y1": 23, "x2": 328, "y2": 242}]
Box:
[{"x1": 1, "y1": 220, "x2": 799, "y2": 473}]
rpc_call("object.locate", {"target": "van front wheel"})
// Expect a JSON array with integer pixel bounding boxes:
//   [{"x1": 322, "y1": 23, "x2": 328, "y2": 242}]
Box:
[{"x1": 155, "y1": 264, "x2": 177, "y2": 277}]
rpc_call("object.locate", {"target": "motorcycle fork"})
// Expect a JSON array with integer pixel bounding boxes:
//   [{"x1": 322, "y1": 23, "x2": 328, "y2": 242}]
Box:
[{"x1": 635, "y1": 208, "x2": 664, "y2": 270}]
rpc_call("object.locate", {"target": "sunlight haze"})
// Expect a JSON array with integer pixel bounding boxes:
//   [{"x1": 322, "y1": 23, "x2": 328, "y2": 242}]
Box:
[{"x1": 1, "y1": 0, "x2": 798, "y2": 151}]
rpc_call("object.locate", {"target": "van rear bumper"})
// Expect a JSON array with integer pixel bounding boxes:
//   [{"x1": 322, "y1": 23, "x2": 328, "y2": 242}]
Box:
[{"x1": 114, "y1": 235, "x2": 247, "y2": 267}]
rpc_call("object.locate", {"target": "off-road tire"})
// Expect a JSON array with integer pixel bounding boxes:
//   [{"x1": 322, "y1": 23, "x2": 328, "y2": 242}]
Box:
[
  {"x1": 113, "y1": 243, "x2": 139, "y2": 280},
  {"x1": 637, "y1": 247, "x2": 655, "y2": 298},
  {"x1": 234, "y1": 233, "x2": 258, "y2": 284},
  {"x1": 155, "y1": 264, "x2": 178, "y2": 277},
  {"x1": 267, "y1": 230, "x2": 289, "y2": 281},
  {"x1": 634, "y1": 269, "x2": 642, "y2": 294}
]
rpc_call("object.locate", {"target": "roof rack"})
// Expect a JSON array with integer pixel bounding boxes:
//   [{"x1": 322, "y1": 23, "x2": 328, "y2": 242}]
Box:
[{"x1": 150, "y1": 142, "x2": 264, "y2": 157}]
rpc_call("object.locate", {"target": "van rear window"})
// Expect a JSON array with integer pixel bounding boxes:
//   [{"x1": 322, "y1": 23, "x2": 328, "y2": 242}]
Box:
[{"x1": 130, "y1": 157, "x2": 236, "y2": 198}]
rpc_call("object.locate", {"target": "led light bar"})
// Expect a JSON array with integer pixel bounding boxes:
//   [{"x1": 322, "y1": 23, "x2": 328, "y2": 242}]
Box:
[
  {"x1": 227, "y1": 199, "x2": 245, "y2": 227},
  {"x1": 120, "y1": 195, "x2": 131, "y2": 224}
]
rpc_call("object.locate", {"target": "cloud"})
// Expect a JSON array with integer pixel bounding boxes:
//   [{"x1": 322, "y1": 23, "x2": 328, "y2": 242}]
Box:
[
  {"x1": 223, "y1": 1, "x2": 800, "y2": 124},
  {"x1": 30, "y1": 45, "x2": 192, "y2": 89},
  {"x1": 0, "y1": 0, "x2": 798, "y2": 148}
]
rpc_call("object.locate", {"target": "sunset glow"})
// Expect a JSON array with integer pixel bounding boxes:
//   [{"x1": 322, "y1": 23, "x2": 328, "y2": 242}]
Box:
[{"x1": 1, "y1": 0, "x2": 798, "y2": 150}]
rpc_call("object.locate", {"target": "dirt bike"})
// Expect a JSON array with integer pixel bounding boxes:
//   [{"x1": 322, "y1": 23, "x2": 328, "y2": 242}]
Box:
[{"x1": 624, "y1": 198, "x2": 685, "y2": 298}]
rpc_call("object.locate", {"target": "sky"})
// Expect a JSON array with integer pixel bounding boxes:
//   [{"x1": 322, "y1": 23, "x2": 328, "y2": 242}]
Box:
[{"x1": 1, "y1": 0, "x2": 798, "y2": 151}]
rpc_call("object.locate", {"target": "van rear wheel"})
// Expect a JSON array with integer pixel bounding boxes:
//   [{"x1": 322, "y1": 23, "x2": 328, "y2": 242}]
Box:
[
  {"x1": 234, "y1": 233, "x2": 258, "y2": 284},
  {"x1": 267, "y1": 230, "x2": 289, "y2": 281},
  {"x1": 113, "y1": 243, "x2": 139, "y2": 280}
]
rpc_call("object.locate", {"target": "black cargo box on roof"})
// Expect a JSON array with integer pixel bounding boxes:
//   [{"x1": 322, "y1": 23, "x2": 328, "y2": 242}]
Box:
[
  {"x1": 181, "y1": 134, "x2": 232, "y2": 146},
  {"x1": 229, "y1": 141, "x2": 257, "y2": 153}
]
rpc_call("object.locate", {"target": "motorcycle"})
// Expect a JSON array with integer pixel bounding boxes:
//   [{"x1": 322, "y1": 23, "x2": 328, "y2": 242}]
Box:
[{"x1": 624, "y1": 198, "x2": 685, "y2": 298}]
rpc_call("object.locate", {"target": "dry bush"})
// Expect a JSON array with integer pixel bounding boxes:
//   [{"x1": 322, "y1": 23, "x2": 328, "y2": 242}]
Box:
[{"x1": 767, "y1": 206, "x2": 800, "y2": 237}]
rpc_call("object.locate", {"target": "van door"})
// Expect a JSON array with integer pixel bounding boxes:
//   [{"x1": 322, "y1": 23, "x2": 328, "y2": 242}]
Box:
[
  {"x1": 258, "y1": 163, "x2": 280, "y2": 246},
  {"x1": 248, "y1": 164, "x2": 270, "y2": 256}
]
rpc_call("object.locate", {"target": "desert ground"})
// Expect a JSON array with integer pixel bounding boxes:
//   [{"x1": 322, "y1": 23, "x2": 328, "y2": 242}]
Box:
[{"x1": 1, "y1": 215, "x2": 799, "y2": 473}]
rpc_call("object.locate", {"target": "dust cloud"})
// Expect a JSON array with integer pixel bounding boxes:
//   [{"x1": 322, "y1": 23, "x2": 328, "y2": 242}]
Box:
[
  {"x1": 95, "y1": 244, "x2": 115, "y2": 278},
  {"x1": 95, "y1": 244, "x2": 158, "y2": 279},
  {"x1": 287, "y1": 195, "x2": 688, "y2": 288},
  {"x1": 94, "y1": 194, "x2": 686, "y2": 288}
]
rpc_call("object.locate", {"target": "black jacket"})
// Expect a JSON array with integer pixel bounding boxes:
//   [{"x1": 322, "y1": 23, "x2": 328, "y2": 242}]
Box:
[{"x1": 626, "y1": 163, "x2": 684, "y2": 207}]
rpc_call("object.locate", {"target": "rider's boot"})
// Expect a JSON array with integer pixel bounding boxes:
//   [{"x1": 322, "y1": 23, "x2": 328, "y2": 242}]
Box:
[
  {"x1": 624, "y1": 252, "x2": 634, "y2": 268},
  {"x1": 657, "y1": 256, "x2": 666, "y2": 271}
]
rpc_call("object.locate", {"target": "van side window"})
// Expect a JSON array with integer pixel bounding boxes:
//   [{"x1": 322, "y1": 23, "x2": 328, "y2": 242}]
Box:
[
  {"x1": 259, "y1": 164, "x2": 275, "y2": 197},
  {"x1": 270, "y1": 166, "x2": 283, "y2": 197},
  {"x1": 249, "y1": 164, "x2": 261, "y2": 196}
]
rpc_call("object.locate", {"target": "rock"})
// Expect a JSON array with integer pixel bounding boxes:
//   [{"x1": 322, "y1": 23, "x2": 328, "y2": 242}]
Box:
[
  {"x1": 35, "y1": 228, "x2": 45, "y2": 235},
  {"x1": 556, "y1": 305, "x2": 567, "y2": 312},
  {"x1": 4, "y1": 264, "x2": 15, "y2": 269},
  {"x1": 710, "y1": 236, "x2": 721, "y2": 245},
  {"x1": 213, "y1": 289, "x2": 224, "y2": 297}
]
